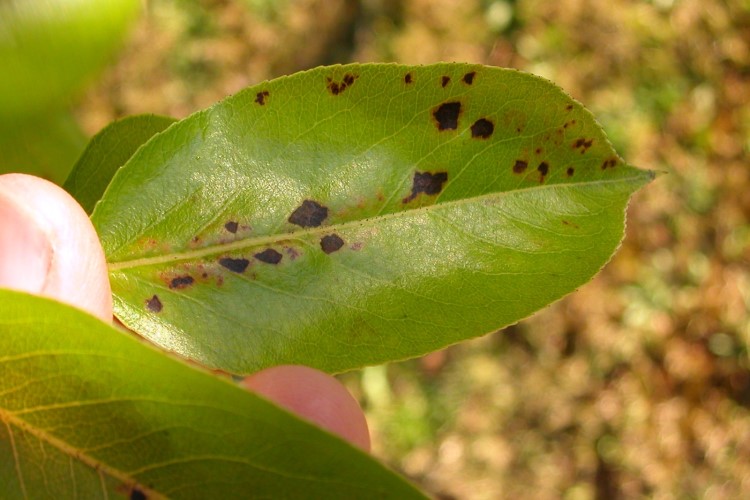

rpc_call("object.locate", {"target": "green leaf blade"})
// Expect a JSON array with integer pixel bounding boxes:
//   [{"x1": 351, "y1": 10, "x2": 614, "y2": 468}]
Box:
[
  {"x1": 92, "y1": 63, "x2": 653, "y2": 374},
  {"x1": 64, "y1": 114, "x2": 177, "y2": 214},
  {"x1": 0, "y1": 290, "x2": 426, "y2": 499}
]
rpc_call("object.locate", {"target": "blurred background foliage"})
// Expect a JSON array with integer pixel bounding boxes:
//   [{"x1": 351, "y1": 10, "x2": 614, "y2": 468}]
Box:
[{"x1": 4, "y1": 0, "x2": 750, "y2": 497}]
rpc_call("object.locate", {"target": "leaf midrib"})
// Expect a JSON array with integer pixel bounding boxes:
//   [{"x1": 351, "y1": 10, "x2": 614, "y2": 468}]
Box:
[
  {"x1": 107, "y1": 174, "x2": 649, "y2": 272},
  {"x1": 0, "y1": 406, "x2": 164, "y2": 499}
]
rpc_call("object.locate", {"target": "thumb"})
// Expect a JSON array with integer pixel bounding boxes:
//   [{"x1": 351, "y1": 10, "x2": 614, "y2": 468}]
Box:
[{"x1": 0, "y1": 174, "x2": 112, "y2": 322}]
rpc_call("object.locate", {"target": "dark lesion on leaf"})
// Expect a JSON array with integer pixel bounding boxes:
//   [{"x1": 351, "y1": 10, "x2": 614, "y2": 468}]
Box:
[
  {"x1": 255, "y1": 91, "x2": 270, "y2": 105},
  {"x1": 403, "y1": 170, "x2": 449, "y2": 203},
  {"x1": 566, "y1": 104, "x2": 574, "y2": 111},
  {"x1": 326, "y1": 73, "x2": 358, "y2": 95},
  {"x1": 566, "y1": 167, "x2": 575, "y2": 177},
  {"x1": 433, "y1": 101, "x2": 461, "y2": 131},
  {"x1": 470, "y1": 118, "x2": 494, "y2": 139},
  {"x1": 255, "y1": 248, "x2": 283, "y2": 264},
  {"x1": 537, "y1": 161, "x2": 550, "y2": 182},
  {"x1": 404, "y1": 72, "x2": 413, "y2": 84},
  {"x1": 289, "y1": 199, "x2": 329, "y2": 227},
  {"x1": 320, "y1": 234, "x2": 345, "y2": 254},
  {"x1": 130, "y1": 488, "x2": 147, "y2": 500},
  {"x1": 224, "y1": 221, "x2": 239, "y2": 233},
  {"x1": 219, "y1": 257, "x2": 250, "y2": 273},
  {"x1": 572, "y1": 137, "x2": 594, "y2": 153},
  {"x1": 145, "y1": 295, "x2": 162, "y2": 313},
  {"x1": 601, "y1": 157, "x2": 618, "y2": 170},
  {"x1": 513, "y1": 160, "x2": 528, "y2": 174},
  {"x1": 441, "y1": 75, "x2": 451, "y2": 87},
  {"x1": 169, "y1": 276, "x2": 194, "y2": 289},
  {"x1": 462, "y1": 71, "x2": 476, "y2": 85}
]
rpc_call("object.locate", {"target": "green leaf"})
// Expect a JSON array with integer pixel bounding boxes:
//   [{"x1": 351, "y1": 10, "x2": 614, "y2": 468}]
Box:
[
  {"x1": 0, "y1": 111, "x2": 87, "y2": 184},
  {"x1": 91, "y1": 63, "x2": 654, "y2": 374},
  {"x1": 0, "y1": 289, "x2": 426, "y2": 499},
  {"x1": 0, "y1": 0, "x2": 140, "y2": 118},
  {"x1": 65, "y1": 114, "x2": 177, "y2": 214}
]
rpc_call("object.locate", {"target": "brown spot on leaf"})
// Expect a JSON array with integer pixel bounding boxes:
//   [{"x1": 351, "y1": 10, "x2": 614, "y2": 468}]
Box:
[
  {"x1": 537, "y1": 161, "x2": 549, "y2": 180},
  {"x1": 289, "y1": 199, "x2": 328, "y2": 227},
  {"x1": 601, "y1": 157, "x2": 618, "y2": 170},
  {"x1": 513, "y1": 160, "x2": 528, "y2": 174},
  {"x1": 470, "y1": 118, "x2": 494, "y2": 139},
  {"x1": 321, "y1": 234, "x2": 345, "y2": 254},
  {"x1": 441, "y1": 75, "x2": 450, "y2": 87},
  {"x1": 573, "y1": 137, "x2": 594, "y2": 153},
  {"x1": 170, "y1": 276, "x2": 194, "y2": 289},
  {"x1": 535, "y1": 147, "x2": 543, "y2": 155},
  {"x1": 403, "y1": 170, "x2": 448, "y2": 203},
  {"x1": 404, "y1": 72, "x2": 413, "y2": 84},
  {"x1": 462, "y1": 71, "x2": 476, "y2": 85},
  {"x1": 284, "y1": 246, "x2": 300, "y2": 260},
  {"x1": 219, "y1": 257, "x2": 250, "y2": 273},
  {"x1": 146, "y1": 295, "x2": 162, "y2": 313},
  {"x1": 566, "y1": 167, "x2": 575, "y2": 177},
  {"x1": 562, "y1": 220, "x2": 580, "y2": 229},
  {"x1": 327, "y1": 73, "x2": 358, "y2": 95},
  {"x1": 566, "y1": 104, "x2": 574, "y2": 111},
  {"x1": 433, "y1": 101, "x2": 461, "y2": 131},
  {"x1": 224, "y1": 221, "x2": 239, "y2": 233},
  {"x1": 255, "y1": 91, "x2": 269, "y2": 105},
  {"x1": 255, "y1": 248, "x2": 282, "y2": 264}
]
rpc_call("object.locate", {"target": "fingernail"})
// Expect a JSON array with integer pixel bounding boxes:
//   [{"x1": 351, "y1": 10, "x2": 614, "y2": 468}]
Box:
[{"x1": 0, "y1": 191, "x2": 51, "y2": 294}]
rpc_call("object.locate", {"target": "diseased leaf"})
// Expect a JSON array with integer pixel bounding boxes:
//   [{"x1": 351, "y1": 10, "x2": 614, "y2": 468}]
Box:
[
  {"x1": 64, "y1": 114, "x2": 177, "y2": 214},
  {"x1": 92, "y1": 63, "x2": 654, "y2": 374},
  {"x1": 0, "y1": 289, "x2": 426, "y2": 499}
]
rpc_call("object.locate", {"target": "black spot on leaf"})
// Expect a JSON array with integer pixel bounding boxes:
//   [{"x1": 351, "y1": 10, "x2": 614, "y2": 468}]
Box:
[
  {"x1": 433, "y1": 101, "x2": 461, "y2": 131},
  {"x1": 219, "y1": 257, "x2": 250, "y2": 273},
  {"x1": 601, "y1": 157, "x2": 618, "y2": 170},
  {"x1": 289, "y1": 199, "x2": 328, "y2": 227},
  {"x1": 327, "y1": 73, "x2": 358, "y2": 95},
  {"x1": 321, "y1": 234, "x2": 345, "y2": 254},
  {"x1": 573, "y1": 137, "x2": 594, "y2": 153},
  {"x1": 130, "y1": 488, "x2": 147, "y2": 500},
  {"x1": 255, "y1": 248, "x2": 283, "y2": 264},
  {"x1": 462, "y1": 71, "x2": 476, "y2": 84},
  {"x1": 441, "y1": 76, "x2": 450, "y2": 87},
  {"x1": 224, "y1": 221, "x2": 239, "y2": 233},
  {"x1": 403, "y1": 170, "x2": 448, "y2": 203},
  {"x1": 537, "y1": 161, "x2": 550, "y2": 178},
  {"x1": 255, "y1": 91, "x2": 269, "y2": 105},
  {"x1": 566, "y1": 167, "x2": 575, "y2": 177},
  {"x1": 470, "y1": 118, "x2": 494, "y2": 139},
  {"x1": 513, "y1": 160, "x2": 528, "y2": 174},
  {"x1": 404, "y1": 72, "x2": 413, "y2": 84},
  {"x1": 146, "y1": 295, "x2": 162, "y2": 313},
  {"x1": 170, "y1": 276, "x2": 194, "y2": 289}
]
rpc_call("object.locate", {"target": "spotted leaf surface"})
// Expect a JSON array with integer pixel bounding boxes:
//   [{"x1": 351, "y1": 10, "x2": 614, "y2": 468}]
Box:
[
  {"x1": 0, "y1": 290, "x2": 425, "y2": 499},
  {"x1": 92, "y1": 63, "x2": 653, "y2": 374}
]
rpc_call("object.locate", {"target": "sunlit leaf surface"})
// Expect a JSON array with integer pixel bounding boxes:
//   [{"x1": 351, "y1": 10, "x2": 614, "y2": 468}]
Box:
[
  {"x1": 0, "y1": 290, "x2": 426, "y2": 499},
  {"x1": 92, "y1": 63, "x2": 653, "y2": 374}
]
